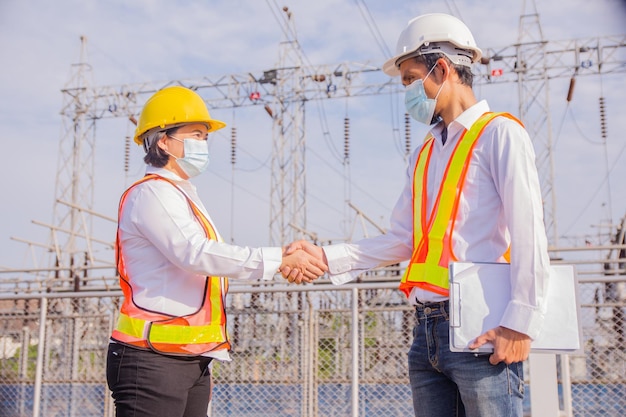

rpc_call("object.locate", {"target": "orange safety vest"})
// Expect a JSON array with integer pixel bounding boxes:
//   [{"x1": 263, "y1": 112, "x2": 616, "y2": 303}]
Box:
[
  {"x1": 111, "y1": 174, "x2": 230, "y2": 356},
  {"x1": 399, "y1": 112, "x2": 520, "y2": 297}
]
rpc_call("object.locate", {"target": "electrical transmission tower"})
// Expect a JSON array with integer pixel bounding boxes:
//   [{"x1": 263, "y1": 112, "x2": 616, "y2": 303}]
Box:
[
  {"x1": 267, "y1": 11, "x2": 308, "y2": 246},
  {"x1": 518, "y1": 6, "x2": 558, "y2": 245},
  {"x1": 475, "y1": 16, "x2": 625, "y2": 245},
  {"x1": 48, "y1": 36, "x2": 116, "y2": 290},
  {"x1": 35, "y1": 12, "x2": 626, "y2": 290}
]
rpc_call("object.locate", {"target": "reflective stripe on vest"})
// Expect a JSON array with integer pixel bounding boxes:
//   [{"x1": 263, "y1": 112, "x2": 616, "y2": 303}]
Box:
[
  {"x1": 399, "y1": 112, "x2": 520, "y2": 297},
  {"x1": 112, "y1": 174, "x2": 230, "y2": 356}
]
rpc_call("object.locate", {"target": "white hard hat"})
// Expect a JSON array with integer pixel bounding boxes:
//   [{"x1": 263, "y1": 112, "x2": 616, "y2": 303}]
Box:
[{"x1": 382, "y1": 13, "x2": 482, "y2": 76}]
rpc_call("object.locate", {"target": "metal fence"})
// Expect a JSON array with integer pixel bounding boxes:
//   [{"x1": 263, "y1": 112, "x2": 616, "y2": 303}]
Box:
[{"x1": 0, "y1": 253, "x2": 625, "y2": 417}]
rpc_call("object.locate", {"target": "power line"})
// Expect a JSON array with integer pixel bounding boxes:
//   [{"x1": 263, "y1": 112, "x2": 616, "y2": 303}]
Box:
[
  {"x1": 307, "y1": 146, "x2": 393, "y2": 213},
  {"x1": 353, "y1": 0, "x2": 392, "y2": 59},
  {"x1": 209, "y1": 167, "x2": 270, "y2": 205},
  {"x1": 560, "y1": 138, "x2": 626, "y2": 236},
  {"x1": 313, "y1": 98, "x2": 346, "y2": 164},
  {"x1": 443, "y1": 0, "x2": 464, "y2": 21}
]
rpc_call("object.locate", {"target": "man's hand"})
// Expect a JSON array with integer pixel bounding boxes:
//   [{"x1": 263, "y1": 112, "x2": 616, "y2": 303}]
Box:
[
  {"x1": 284, "y1": 240, "x2": 327, "y2": 262},
  {"x1": 280, "y1": 241, "x2": 328, "y2": 284},
  {"x1": 469, "y1": 326, "x2": 531, "y2": 365},
  {"x1": 280, "y1": 247, "x2": 328, "y2": 284}
]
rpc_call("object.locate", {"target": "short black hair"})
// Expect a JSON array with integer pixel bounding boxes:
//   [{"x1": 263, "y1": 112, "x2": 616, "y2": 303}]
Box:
[
  {"x1": 142, "y1": 127, "x2": 180, "y2": 167},
  {"x1": 412, "y1": 53, "x2": 474, "y2": 87}
]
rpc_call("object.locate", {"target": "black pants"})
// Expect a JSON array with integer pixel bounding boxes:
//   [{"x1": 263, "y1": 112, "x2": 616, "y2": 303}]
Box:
[{"x1": 106, "y1": 343, "x2": 213, "y2": 417}]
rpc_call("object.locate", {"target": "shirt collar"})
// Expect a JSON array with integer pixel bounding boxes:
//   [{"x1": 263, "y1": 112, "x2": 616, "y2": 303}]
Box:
[
  {"x1": 431, "y1": 100, "x2": 491, "y2": 143},
  {"x1": 455, "y1": 100, "x2": 490, "y2": 130},
  {"x1": 145, "y1": 165, "x2": 186, "y2": 182}
]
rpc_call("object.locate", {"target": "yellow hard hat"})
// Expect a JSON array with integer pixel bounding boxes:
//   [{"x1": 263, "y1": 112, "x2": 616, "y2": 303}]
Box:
[{"x1": 133, "y1": 86, "x2": 226, "y2": 145}]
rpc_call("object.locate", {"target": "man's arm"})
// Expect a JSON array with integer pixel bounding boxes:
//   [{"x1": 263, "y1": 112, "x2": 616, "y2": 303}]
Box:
[{"x1": 470, "y1": 118, "x2": 551, "y2": 365}]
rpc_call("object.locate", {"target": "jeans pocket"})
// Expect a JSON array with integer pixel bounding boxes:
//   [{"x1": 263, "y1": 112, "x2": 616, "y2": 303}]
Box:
[
  {"x1": 106, "y1": 344, "x2": 125, "y2": 390},
  {"x1": 508, "y1": 362, "x2": 525, "y2": 399}
]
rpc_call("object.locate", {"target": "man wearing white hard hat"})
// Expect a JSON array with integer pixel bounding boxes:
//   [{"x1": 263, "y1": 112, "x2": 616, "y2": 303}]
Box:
[{"x1": 284, "y1": 13, "x2": 550, "y2": 417}]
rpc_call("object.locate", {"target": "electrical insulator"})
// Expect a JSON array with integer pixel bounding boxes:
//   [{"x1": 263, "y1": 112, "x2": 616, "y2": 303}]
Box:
[
  {"x1": 405, "y1": 113, "x2": 411, "y2": 156},
  {"x1": 599, "y1": 97, "x2": 607, "y2": 140},
  {"x1": 124, "y1": 136, "x2": 130, "y2": 173},
  {"x1": 231, "y1": 127, "x2": 237, "y2": 165},
  {"x1": 566, "y1": 77, "x2": 576, "y2": 102},
  {"x1": 344, "y1": 117, "x2": 350, "y2": 161}
]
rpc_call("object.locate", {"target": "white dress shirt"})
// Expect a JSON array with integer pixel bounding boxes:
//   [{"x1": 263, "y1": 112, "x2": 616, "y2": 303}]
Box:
[
  {"x1": 117, "y1": 166, "x2": 282, "y2": 360},
  {"x1": 323, "y1": 100, "x2": 551, "y2": 339}
]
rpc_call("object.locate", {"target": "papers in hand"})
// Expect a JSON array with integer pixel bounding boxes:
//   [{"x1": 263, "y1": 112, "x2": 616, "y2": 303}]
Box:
[{"x1": 449, "y1": 262, "x2": 582, "y2": 354}]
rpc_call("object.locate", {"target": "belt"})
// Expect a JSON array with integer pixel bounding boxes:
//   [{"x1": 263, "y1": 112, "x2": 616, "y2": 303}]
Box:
[{"x1": 414, "y1": 300, "x2": 449, "y2": 318}]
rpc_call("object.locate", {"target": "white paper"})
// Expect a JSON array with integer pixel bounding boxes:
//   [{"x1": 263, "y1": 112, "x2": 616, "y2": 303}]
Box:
[{"x1": 449, "y1": 262, "x2": 582, "y2": 353}]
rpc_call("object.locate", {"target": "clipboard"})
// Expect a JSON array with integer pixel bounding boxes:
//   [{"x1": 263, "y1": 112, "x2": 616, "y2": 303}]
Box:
[{"x1": 449, "y1": 262, "x2": 582, "y2": 354}]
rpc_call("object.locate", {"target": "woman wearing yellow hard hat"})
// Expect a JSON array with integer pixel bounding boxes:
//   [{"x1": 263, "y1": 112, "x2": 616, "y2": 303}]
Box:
[{"x1": 106, "y1": 86, "x2": 327, "y2": 417}]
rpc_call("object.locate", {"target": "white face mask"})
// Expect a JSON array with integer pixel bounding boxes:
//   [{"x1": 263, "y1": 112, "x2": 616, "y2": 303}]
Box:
[
  {"x1": 404, "y1": 64, "x2": 445, "y2": 125},
  {"x1": 167, "y1": 137, "x2": 210, "y2": 177}
]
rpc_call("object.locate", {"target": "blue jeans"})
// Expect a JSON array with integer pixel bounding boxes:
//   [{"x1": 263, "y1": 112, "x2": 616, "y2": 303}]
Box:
[
  {"x1": 408, "y1": 301, "x2": 524, "y2": 417},
  {"x1": 106, "y1": 343, "x2": 213, "y2": 417}
]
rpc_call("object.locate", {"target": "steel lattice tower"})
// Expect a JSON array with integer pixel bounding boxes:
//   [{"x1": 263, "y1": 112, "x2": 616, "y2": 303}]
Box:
[
  {"x1": 51, "y1": 36, "x2": 103, "y2": 287},
  {"x1": 268, "y1": 34, "x2": 307, "y2": 246},
  {"x1": 516, "y1": 4, "x2": 558, "y2": 244}
]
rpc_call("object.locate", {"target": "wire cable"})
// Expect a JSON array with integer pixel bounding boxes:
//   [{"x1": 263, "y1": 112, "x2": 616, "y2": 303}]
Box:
[
  {"x1": 389, "y1": 92, "x2": 406, "y2": 158},
  {"x1": 444, "y1": 0, "x2": 464, "y2": 21},
  {"x1": 353, "y1": 0, "x2": 392, "y2": 59},
  {"x1": 266, "y1": 0, "x2": 316, "y2": 69},
  {"x1": 566, "y1": 106, "x2": 604, "y2": 145},
  {"x1": 208, "y1": 167, "x2": 270, "y2": 205},
  {"x1": 560, "y1": 139, "x2": 626, "y2": 236},
  {"x1": 307, "y1": 146, "x2": 393, "y2": 213},
  {"x1": 211, "y1": 127, "x2": 273, "y2": 173},
  {"x1": 314, "y1": 99, "x2": 344, "y2": 163}
]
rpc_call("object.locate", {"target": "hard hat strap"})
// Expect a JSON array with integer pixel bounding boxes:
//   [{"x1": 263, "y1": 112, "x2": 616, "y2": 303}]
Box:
[{"x1": 397, "y1": 42, "x2": 474, "y2": 69}]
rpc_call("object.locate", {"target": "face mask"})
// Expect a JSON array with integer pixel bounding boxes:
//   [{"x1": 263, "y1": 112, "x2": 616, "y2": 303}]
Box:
[
  {"x1": 168, "y1": 137, "x2": 210, "y2": 178},
  {"x1": 404, "y1": 65, "x2": 444, "y2": 125}
]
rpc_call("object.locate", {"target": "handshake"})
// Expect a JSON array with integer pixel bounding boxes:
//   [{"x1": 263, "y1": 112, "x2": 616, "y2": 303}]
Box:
[{"x1": 279, "y1": 240, "x2": 328, "y2": 284}]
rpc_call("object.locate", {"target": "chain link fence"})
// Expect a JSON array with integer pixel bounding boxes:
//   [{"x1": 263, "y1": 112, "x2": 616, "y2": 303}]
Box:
[{"x1": 0, "y1": 252, "x2": 625, "y2": 417}]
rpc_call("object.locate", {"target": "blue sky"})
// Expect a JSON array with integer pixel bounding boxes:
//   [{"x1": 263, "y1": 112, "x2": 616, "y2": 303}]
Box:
[{"x1": 0, "y1": 0, "x2": 625, "y2": 270}]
